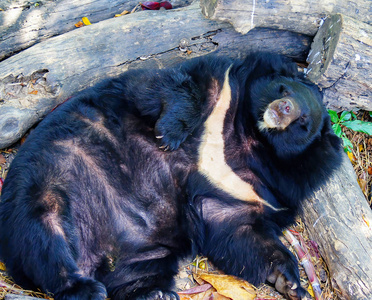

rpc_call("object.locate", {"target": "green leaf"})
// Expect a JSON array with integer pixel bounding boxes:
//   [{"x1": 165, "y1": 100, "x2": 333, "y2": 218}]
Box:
[
  {"x1": 342, "y1": 120, "x2": 372, "y2": 135},
  {"x1": 369, "y1": 112, "x2": 372, "y2": 118},
  {"x1": 332, "y1": 124, "x2": 342, "y2": 137},
  {"x1": 351, "y1": 112, "x2": 357, "y2": 120},
  {"x1": 341, "y1": 136, "x2": 353, "y2": 152},
  {"x1": 340, "y1": 111, "x2": 351, "y2": 122},
  {"x1": 328, "y1": 110, "x2": 339, "y2": 123}
]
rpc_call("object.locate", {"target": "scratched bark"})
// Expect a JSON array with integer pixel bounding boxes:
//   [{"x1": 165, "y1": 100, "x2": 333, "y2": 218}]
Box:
[
  {"x1": 306, "y1": 14, "x2": 372, "y2": 112},
  {"x1": 200, "y1": 0, "x2": 371, "y2": 36},
  {"x1": 301, "y1": 154, "x2": 372, "y2": 300}
]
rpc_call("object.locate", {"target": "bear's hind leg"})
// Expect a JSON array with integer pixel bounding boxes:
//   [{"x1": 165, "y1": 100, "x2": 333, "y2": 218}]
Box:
[{"x1": 102, "y1": 251, "x2": 180, "y2": 300}]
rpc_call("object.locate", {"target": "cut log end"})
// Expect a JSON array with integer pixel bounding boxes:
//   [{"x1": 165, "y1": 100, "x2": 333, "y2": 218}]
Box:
[{"x1": 306, "y1": 14, "x2": 343, "y2": 85}]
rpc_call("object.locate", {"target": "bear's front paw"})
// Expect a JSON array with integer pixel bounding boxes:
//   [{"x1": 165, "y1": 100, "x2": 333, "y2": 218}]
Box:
[
  {"x1": 267, "y1": 263, "x2": 308, "y2": 300},
  {"x1": 136, "y1": 289, "x2": 179, "y2": 300},
  {"x1": 155, "y1": 117, "x2": 192, "y2": 151}
]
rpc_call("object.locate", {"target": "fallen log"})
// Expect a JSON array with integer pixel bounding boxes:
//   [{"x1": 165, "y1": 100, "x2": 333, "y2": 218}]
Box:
[
  {"x1": 200, "y1": 0, "x2": 371, "y2": 36},
  {"x1": 301, "y1": 154, "x2": 372, "y2": 299},
  {"x1": 306, "y1": 14, "x2": 372, "y2": 112},
  {"x1": 0, "y1": 0, "x2": 192, "y2": 61},
  {"x1": 0, "y1": 3, "x2": 312, "y2": 149}
]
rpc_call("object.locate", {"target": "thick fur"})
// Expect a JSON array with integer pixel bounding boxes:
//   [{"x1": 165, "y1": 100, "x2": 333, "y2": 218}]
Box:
[{"x1": 0, "y1": 53, "x2": 342, "y2": 300}]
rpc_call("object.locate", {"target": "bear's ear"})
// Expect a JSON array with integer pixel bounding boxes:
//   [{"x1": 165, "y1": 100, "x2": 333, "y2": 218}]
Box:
[{"x1": 241, "y1": 53, "x2": 299, "y2": 82}]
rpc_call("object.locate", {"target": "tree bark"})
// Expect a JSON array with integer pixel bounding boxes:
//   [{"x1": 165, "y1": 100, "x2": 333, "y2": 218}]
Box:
[
  {"x1": 5, "y1": 295, "x2": 42, "y2": 300},
  {"x1": 306, "y1": 14, "x2": 372, "y2": 112},
  {"x1": 0, "y1": 0, "x2": 192, "y2": 61},
  {"x1": 301, "y1": 154, "x2": 372, "y2": 300},
  {"x1": 0, "y1": 3, "x2": 312, "y2": 149},
  {"x1": 200, "y1": 0, "x2": 371, "y2": 36}
]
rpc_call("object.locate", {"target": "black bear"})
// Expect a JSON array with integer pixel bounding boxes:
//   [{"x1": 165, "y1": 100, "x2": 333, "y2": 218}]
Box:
[{"x1": 0, "y1": 53, "x2": 341, "y2": 300}]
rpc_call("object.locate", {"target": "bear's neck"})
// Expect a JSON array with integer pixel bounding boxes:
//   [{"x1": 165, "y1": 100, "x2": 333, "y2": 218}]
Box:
[{"x1": 197, "y1": 67, "x2": 279, "y2": 211}]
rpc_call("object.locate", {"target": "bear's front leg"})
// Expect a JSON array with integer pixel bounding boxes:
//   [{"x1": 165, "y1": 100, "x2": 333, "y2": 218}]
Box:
[{"x1": 195, "y1": 198, "x2": 307, "y2": 300}]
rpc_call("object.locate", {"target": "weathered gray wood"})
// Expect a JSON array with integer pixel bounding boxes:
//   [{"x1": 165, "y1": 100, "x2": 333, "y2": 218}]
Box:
[
  {"x1": 306, "y1": 14, "x2": 372, "y2": 112},
  {"x1": 0, "y1": 3, "x2": 312, "y2": 149},
  {"x1": 301, "y1": 154, "x2": 372, "y2": 300},
  {"x1": 0, "y1": 0, "x2": 192, "y2": 61},
  {"x1": 5, "y1": 294, "x2": 46, "y2": 300},
  {"x1": 200, "y1": 0, "x2": 371, "y2": 36}
]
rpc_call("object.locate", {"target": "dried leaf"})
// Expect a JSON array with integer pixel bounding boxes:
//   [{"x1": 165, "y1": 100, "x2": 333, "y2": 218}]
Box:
[
  {"x1": 159, "y1": 1, "x2": 172, "y2": 9},
  {"x1": 82, "y1": 17, "x2": 91, "y2": 25},
  {"x1": 358, "y1": 144, "x2": 364, "y2": 152},
  {"x1": 368, "y1": 166, "x2": 372, "y2": 175},
  {"x1": 0, "y1": 261, "x2": 6, "y2": 271},
  {"x1": 200, "y1": 274, "x2": 256, "y2": 300},
  {"x1": 210, "y1": 291, "x2": 230, "y2": 300},
  {"x1": 179, "y1": 288, "x2": 213, "y2": 300},
  {"x1": 347, "y1": 151, "x2": 355, "y2": 162},
  {"x1": 141, "y1": 1, "x2": 160, "y2": 10},
  {"x1": 178, "y1": 283, "x2": 212, "y2": 295},
  {"x1": 29, "y1": 90, "x2": 38, "y2": 95},
  {"x1": 115, "y1": 10, "x2": 130, "y2": 17},
  {"x1": 307, "y1": 284, "x2": 315, "y2": 298},
  {"x1": 0, "y1": 153, "x2": 5, "y2": 164},
  {"x1": 358, "y1": 178, "x2": 367, "y2": 193},
  {"x1": 75, "y1": 21, "x2": 84, "y2": 28}
]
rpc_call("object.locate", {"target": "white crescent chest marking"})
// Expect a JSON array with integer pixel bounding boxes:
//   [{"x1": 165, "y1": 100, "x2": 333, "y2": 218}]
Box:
[{"x1": 197, "y1": 67, "x2": 279, "y2": 211}]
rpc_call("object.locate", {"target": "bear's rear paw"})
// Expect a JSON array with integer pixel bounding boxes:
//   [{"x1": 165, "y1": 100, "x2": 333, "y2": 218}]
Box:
[
  {"x1": 54, "y1": 277, "x2": 107, "y2": 300},
  {"x1": 136, "y1": 289, "x2": 179, "y2": 300},
  {"x1": 267, "y1": 264, "x2": 308, "y2": 300}
]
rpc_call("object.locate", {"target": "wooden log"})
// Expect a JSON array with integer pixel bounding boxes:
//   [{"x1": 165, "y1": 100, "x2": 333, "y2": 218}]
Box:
[
  {"x1": 306, "y1": 14, "x2": 372, "y2": 112},
  {"x1": 5, "y1": 295, "x2": 44, "y2": 300},
  {"x1": 0, "y1": 0, "x2": 192, "y2": 61},
  {"x1": 301, "y1": 154, "x2": 372, "y2": 299},
  {"x1": 200, "y1": 0, "x2": 372, "y2": 36},
  {"x1": 0, "y1": 3, "x2": 312, "y2": 149}
]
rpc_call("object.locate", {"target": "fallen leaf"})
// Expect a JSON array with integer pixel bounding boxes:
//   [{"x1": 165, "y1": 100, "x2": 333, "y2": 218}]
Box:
[
  {"x1": 200, "y1": 274, "x2": 256, "y2": 300},
  {"x1": 82, "y1": 17, "x2": 91, "y2": 25},
  {"x1": 159, "y1": 1, "x2": 172, "y2": 9},
  {"x1": 141, "y1": 1, "x2": 160, "y2": 10},
  {"x1": 210, "y1": 291, "x2": 230, "y2": 300},
  {"x1": 0, "y1": 153, "x2": 5, "y2": 164},
  {"x1": 358, "y1": 144, "x2": 364, "y2": 152},
  {"x1": 367, "y1": 166, "x2": 372, "y2": 175},
  {"x1": 178, "y1": 284, "x2": 212, "y2": 295},
  {"x1": 347, "y1": 151, "x2": 355, "y2": 162},
  {"x1": 307, "y1": 284, "x2": 315, "y2": 298},
  {"x1": 141, "y1": 1, "x2": 172, "y2": 10},
  {"x1": 115, "y1": 10, "x2": 130, "y2": 17},
  {"x1": 29, "y1": 90, "x2": 38, "y2": 95},
  {"x1": 75, "y1": 21, "x2": 84, "y2": 28},
  {"x1": 0, "y1": 261, "x2": 6, "y2": 271},
  {"x1": 179, "y1": 288, "x2": 213, "y2": 300}
]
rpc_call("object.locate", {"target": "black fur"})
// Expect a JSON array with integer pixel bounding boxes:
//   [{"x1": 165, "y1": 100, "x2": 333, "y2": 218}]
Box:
[{"x1": 0, "y1": 53, "x2": 342, "y2": 300}]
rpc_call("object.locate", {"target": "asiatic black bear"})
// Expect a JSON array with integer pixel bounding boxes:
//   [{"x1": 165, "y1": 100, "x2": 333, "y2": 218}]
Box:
[{"x1": 0, "y1": 53, "x2": 341, "y2": 300}]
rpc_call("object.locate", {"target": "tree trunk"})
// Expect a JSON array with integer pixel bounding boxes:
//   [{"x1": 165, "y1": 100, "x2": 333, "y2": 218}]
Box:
[
  {"x1": 200, "y1": 0, "x2": 371, "y2": 36},
  {"x1": 301, "y1": 154, "x2": 372, "y2": 300},
  {"x1": 306, "y1": 14, "x2": 372, "y2": 112},
  {"x1": 0, "y1": 0, "x2": 192, "y2": 61},
  {"x1": 0, "y1": 3, "x2": 312, "y2": 149}
]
